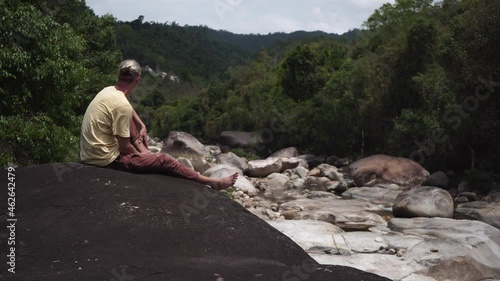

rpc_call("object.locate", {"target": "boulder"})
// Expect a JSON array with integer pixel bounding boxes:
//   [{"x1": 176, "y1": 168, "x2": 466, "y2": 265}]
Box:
[
  {"x1": 305, "y1": 177, "x2": 339, "y2": 192},
  {"x1": 8, "y1": 163, "x2": 389, "y2": 281},
  {"x1": 393, "y1": 186, "x2": 454, "y2": 218},
  {"x1": 317, "y1": 163, "x2": 348, "y2": 188},
  {"x1": 455, "y1": 201, "x2": 500, "y2": 229},
  {"x1": 269, "y1": 147, "x2": 299, "y2": 158},
  {"x1": 218, "y1": 130, "x2": 264, "y2": 148},
  {"x1": 291, "y1": 166, "x2": 309, "y2": 179},
  {"x1": 161, "y1": 131, "x2": 209, "y2": 158},
  {"x1": 422, "y1": 171, "x2": 450, "y2": 189},
  {"x1": 202, "y1": 164, "x2": 257, "y2": 196},
  {"x1": 161, "y1": 131, "x2": 212, "y2": 173},
  {"x1": 263, "y1": 173, "x2": 293, "y2": 191},
  {"x1": 216, "y1": 152, "x2": 248, "y2": 172},
  {"x1": 177, "y1": 157, "x2": 195, "y2": 171},
  {"x1": 246, "y1": 157, "x2": 282, "y2": 177},
  {"x1": 348, "y1": 154, "x2": 430, "y2": 187},
  {"x1": 280, "y1": 157, "x2": 300, "y2": 172}
]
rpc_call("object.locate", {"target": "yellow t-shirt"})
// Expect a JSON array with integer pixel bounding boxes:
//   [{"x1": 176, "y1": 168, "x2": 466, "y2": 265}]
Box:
[{"x1": 80, "y1": 86, "x2": 133, "y2": 166}]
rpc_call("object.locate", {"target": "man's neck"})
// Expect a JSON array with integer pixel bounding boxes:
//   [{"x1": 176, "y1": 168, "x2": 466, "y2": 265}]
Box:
[{"x1": 115, "y1": 82, "x2": 132, "y2": 97}]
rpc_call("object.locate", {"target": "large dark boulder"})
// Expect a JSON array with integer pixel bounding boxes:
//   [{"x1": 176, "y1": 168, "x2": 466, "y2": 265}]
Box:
[{"x1": 0, "y1": 163, "x2": 389, "y2": 281}]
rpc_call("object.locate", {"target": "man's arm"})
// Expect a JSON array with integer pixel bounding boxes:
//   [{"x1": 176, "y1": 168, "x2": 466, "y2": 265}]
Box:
[
  {"x1": 116, "y1": 135, "x2": 139, "y2": 155},
  {"x1": 132, "y1": 109, "x2": 148, "y2": 144}
]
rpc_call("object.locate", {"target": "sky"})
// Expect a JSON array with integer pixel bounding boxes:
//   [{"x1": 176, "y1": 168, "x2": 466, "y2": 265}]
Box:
[{"x1": 86, "y1": 0, "x2": 395, "y2": 35}]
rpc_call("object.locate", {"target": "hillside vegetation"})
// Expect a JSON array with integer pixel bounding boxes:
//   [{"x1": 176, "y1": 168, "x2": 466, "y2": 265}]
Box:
[{"x1": 1, "y1": 0, "x2": 499, "y2": 183}]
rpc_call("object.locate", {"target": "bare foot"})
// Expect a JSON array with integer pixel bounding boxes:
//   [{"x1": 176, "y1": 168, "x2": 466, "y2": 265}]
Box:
[{"x1": 208, "y1": 173, "x2": 239, "y2": 190}]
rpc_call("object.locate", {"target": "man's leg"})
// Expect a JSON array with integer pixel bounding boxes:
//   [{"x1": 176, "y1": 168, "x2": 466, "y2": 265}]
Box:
[
  {"x1": 119, "y1": 153, "x2": 238, "y2": 190},
  {"x1": 130, "y1": 118, "x2": 149, "y2": 153}
]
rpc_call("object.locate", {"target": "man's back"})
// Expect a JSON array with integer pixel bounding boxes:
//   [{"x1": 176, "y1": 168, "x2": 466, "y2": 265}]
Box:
[{"x1": 80, "y1": 86, "x2": 132, "y2": 166}]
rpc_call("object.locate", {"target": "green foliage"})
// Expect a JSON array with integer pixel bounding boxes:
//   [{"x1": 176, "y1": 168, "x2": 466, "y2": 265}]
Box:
[
  {"x1": 464, "y1": 168, "x2": 495, "y2": 194},
  {"x1": 0, "y1": 0, "x2": 120, "y2": 166},
  {"x1": 3, "y1": 0, "x2": 499, "y2": 179},
  {"x1": 0, "y1": 115, "x2": 79, "y2": 166}
]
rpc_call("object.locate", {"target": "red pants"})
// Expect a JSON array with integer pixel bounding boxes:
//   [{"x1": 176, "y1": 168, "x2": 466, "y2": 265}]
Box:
[{"x1": 106, "y1": 120, "x2": 199, "y2": 181}]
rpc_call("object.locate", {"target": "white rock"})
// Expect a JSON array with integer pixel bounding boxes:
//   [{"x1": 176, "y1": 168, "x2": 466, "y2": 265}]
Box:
[{"x1": 246, "y1": 158, "x2": 282, "y2": 178}]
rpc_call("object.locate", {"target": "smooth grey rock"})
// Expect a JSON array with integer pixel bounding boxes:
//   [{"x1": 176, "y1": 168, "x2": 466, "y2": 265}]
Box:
[
  {"x1": 246, "y1": 157, "x2": 282, "y2": 177},
  {"x1": 216, "y1": 152, "x2": 248, "y2": 172},
  {"x1": 459, "y1": 192, "x2": 479, "y2": 202},
  {"x1": 393, "y1": 186, "x2": 454, "y2": 218},
  {"x1": 269, "y1": 147, "x2": 299, "y2": 158},
  {"x1": 280, "y1": 198, "x2": 387, "y2": 231},
  {"x1": 161, "y1": 131, "x2": 209, "y2": 158},
  {"x1": 280, "y1": 157, "x2": 300, "y2": 171},
  {"x1": 455, "y1": 201, "x2": 500, "y2": 229},
  {"x1": 264, "y1": 173, "x2": 292, "y2": 190},
  {"x1": 177, "y1": 157, "x2": 195, "y2": 171}
]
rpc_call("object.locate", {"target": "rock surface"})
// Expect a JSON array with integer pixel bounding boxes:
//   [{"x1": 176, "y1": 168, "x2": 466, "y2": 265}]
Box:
[
  {"x1": 455, "y1": 201, "x2": 500, "y2": 229},
  {"x1": 312, "y1": 218, "x2": 500, "y2": 281},
  {"x1": 0, "y1": 163, "x2": 389, "y2": 281},
  {"x1": 280, "y1": 198, "x2": 387, "y2": 231},
  {"x1": 343, "y1": 186, "x2": 402, "y2": 207}
]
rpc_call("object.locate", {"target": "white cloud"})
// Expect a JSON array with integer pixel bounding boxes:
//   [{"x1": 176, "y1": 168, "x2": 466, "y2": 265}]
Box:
[{"x1": 86, "y1": 0, "x2": 396, "y2": 34}]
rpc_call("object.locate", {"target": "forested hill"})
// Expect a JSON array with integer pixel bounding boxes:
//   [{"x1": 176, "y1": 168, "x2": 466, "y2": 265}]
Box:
[
  {"x1": 2, "y1": 0, "x2": 500, "y2": 186},
  {"x1": 115, "y1": 16, "x2": 350, "y2": 80},
  {"x1": 204, "y1": 29, "x2": 347, "y2": 52}
]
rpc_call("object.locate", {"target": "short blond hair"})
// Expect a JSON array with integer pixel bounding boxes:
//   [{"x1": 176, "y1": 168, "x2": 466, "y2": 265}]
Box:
[{"x1": 118, "y1": 60, "x2": 141, "y2": 82}]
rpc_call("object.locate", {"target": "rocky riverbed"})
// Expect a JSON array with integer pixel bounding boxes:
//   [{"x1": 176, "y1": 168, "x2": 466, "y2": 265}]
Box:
[{"x1": 151, "y1": 131, "x2": 500, "y2": 281}]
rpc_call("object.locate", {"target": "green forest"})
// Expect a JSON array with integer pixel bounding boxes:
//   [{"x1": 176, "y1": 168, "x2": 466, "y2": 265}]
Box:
[{"x1": 1, "y1": 0, "x2": 499, "y2": 183}]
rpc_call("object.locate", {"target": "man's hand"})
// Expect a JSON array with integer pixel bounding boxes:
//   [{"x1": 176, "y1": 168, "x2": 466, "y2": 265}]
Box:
[
  {"x1": 139, "y1": 125, "x2": 148, "y2": 147},
  {"x1": 132, "y1": 109, "x2": 148, "y2": 148},
  {"x1": 116, "y1": 135, "x2": 139, "y2": 155}
]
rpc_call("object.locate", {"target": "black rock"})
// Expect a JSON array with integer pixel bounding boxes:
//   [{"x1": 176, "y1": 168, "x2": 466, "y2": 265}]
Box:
[
  {"x1": 0, "y1": 163, "x2": 389, "y2": 281},
  {"x1": 423, "y1": 171, "x2": 450, "y2": 189}
]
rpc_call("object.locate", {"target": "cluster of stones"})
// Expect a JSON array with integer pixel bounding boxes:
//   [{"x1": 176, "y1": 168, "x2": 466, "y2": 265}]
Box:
[{"x1": 152, "y1": 131, "x2": 500, "y2": 281}]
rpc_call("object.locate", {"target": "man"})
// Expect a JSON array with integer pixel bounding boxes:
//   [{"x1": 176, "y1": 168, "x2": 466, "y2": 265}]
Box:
[{"x1": 80, "y1": 59, "x2": 238, "y2": 190}]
